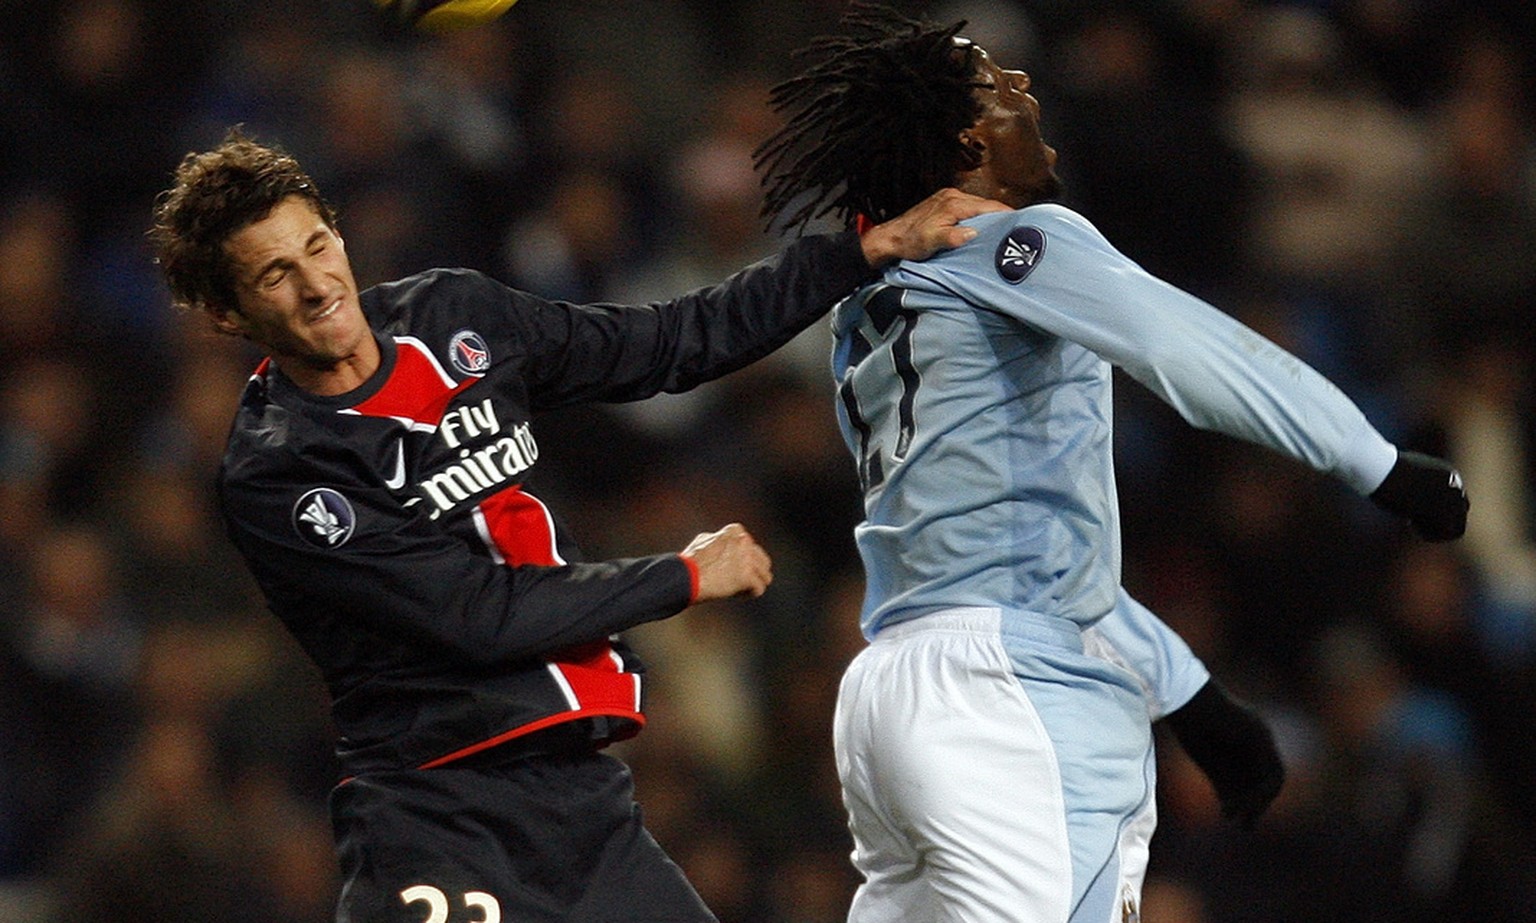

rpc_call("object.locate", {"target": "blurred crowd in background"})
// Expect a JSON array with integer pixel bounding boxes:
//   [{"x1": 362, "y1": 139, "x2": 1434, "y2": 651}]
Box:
[{"x1": 1, "y1": 0, "x2": 1534, "y2": 920}]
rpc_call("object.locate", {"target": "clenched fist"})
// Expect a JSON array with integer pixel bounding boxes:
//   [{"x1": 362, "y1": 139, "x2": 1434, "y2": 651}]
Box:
[{"x1": 681, "y1": 523, "x2": 774, "y2": 601}]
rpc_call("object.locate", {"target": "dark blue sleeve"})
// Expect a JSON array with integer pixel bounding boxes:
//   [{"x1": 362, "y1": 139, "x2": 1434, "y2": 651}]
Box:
[{"x1": 502, "y1": 230, "x2": 872, "y2": 409}]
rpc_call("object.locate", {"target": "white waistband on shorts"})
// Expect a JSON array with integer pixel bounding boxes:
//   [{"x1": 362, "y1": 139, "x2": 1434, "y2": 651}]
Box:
[{"x1": 873, "y1": 606, "x2": 1084, "y2": 653}]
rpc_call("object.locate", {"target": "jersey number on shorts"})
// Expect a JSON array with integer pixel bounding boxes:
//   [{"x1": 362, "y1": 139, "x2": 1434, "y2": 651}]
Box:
[
  {"x1": 839, "y1": 286, "x2": 921, "y2": 493},
  {"x1": 400, "y1": 885, "x2": 501, "y2": 923}
]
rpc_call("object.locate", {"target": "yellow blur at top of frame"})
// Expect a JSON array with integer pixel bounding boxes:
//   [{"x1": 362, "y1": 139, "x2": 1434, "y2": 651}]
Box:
[
  {"x1": 417, "y1": 0, "x2": 520, "y2": 32},
  {"x1": 374, "y1": 0, "x2": 521, "y2": 32}
]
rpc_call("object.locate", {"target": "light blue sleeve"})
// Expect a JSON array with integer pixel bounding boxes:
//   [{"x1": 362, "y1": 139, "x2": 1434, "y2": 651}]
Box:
[
  {"x1": 893, "y1": 205, "x2": 1398, "y2": 495},
  {"x1": 1088, "y1": 589, "x2": 1211, "y2": 720}
]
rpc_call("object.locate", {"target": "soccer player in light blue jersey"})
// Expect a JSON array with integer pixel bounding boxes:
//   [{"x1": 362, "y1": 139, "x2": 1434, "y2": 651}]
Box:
[{"x1": 756, "y1": 5, "x2": 1470, "y2": 922}]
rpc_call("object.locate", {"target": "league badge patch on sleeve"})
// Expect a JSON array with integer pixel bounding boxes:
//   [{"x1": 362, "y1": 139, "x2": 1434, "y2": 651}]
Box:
[
  {"x1": 995, "y1": 226, "x2": 1046, "y2": 283},
  {"x1": 448, "y1": 329, "x2": 491, "y2": 377},
  {"x1": 294, "y1": 488, "x2": 357, "y2": 548}
]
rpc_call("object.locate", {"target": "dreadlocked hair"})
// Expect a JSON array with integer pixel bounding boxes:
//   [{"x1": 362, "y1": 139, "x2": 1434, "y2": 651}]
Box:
[{"x1": 755, "y1": 2, "x2": 984, "y2": 233}]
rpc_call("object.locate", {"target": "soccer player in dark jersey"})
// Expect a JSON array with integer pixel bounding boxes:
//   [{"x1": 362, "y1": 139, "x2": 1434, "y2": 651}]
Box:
[
  {"x1": 755, "y1": 5, "x2": 1469, "y2": 922},
  {"x1": 149, "y1": 129, "x2": 1006, "y2": 922}
]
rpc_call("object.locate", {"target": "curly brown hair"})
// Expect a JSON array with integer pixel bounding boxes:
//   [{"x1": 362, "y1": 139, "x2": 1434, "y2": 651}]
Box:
[{"x1": 150, "y1": 129, "x2": 336, "y2": 320}]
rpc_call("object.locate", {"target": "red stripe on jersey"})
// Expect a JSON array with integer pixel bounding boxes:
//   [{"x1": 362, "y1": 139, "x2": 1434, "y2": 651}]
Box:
[
  {"x1": 415, "y1": 641, "x2": 643, "y2": 770},
  {"x1": 477, "y1": 486, "x2": 563, "y2": 566},
  {"x1": 415, "y1": 708, "x2": 645, "y2": 770},
  {"x1": 551, "y1": 640, "x2": 641, "y2": 714},
  {"x1": 350, "y1": 338, "x2": 473, "y2": 427}
]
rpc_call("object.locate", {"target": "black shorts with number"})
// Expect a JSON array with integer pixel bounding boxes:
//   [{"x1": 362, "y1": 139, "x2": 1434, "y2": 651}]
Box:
[{"x1": 330, "y1": 743, "x2": 715, "y2": 923}]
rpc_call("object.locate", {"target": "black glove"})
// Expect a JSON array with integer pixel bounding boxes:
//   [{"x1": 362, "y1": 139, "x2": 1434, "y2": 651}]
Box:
[
  {"x1": 1369, "y1": 450, "x2": 1469, "y2": 542},
  {"x1": 1161, "y1": 680, "x2": 1285, "y2": 829}
]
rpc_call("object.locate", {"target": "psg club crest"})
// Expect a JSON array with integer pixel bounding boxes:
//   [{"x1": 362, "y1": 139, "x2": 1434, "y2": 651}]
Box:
[
  {"x1": 448, "y1": 329, "x2": 491, "y2": 376},
  {"x1": 293, "y1": 488, "x2": 357, "y2": 548},
  {"x1": 995, "y1": 225, "x2": 1046, "y2": 283}
]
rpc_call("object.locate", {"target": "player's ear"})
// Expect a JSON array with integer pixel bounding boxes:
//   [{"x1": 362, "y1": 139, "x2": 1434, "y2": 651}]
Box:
[
  {"x1": 958, "y1": 128, "x2": 989, "y2": 163},
  {"x1": 209, "y1": 302, "x2": 251, "y2": 338}
]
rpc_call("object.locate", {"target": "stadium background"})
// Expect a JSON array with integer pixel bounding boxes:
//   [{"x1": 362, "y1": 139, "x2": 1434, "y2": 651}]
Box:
[{"x1": 1, "y1": 0, "x2": 1534, "y2": 919}]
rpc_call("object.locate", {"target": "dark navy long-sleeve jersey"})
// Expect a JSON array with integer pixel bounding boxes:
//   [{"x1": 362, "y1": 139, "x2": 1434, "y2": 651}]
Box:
[{"x1": 218, "y1": 230, "x2": 873, "y2": 776}]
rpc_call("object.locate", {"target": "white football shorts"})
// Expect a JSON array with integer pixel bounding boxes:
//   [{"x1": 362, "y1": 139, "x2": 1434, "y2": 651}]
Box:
[{"x1": 834, "y1": 607, "x2": 1156, "y2": 923}]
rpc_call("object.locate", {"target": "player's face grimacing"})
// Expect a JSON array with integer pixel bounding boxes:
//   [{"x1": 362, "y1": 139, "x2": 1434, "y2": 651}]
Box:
[
  {"x1": 218, "y1": 195, "x2": 378, "y2": 395},
  {"x1": 958, "y1": 42, "x2": 1064, "y2": 208}
]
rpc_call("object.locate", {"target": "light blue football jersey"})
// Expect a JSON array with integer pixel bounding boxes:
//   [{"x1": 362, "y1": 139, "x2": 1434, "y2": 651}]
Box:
[{"x1": 831, "y1": 204, "x2": 1397, "y2": 652}]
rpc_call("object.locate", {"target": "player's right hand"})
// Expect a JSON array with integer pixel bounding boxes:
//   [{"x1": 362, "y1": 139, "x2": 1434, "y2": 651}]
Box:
[
  {"x1": 681, "y1": 523, "x2": 773, "y2": 602},
  {"x1": 1369, "y1": 449, "x2": 1469, "y2": 542},
  {"x1": 858, "y1": 188, "x2": 1010, "y2": 266}
]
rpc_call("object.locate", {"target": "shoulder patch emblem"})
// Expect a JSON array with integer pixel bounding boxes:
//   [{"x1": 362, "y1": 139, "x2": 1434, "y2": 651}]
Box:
[
  {"x1": 448, "y1": 329, "x2": 491, "y2": 377},
  {"x1": 293, "y1": 487, "x2": 357, "y2": 548},
  {"x1": 995, "y1": 226, "x2": 1046, "y2": 283}
]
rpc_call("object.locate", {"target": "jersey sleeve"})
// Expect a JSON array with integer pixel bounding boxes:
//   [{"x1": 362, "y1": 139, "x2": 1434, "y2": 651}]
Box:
[
  {"x1": 219, "y1": 450, "x2": 693, "y2": 667},
  {"x1": 1086, "y1": 589, "x2": 1211, "y2": 721},
  {"x1": 899, "y1": 207, "x2": 1398, "y2": 495},
  {"x1": 496, "y1": 230, "x2": 873, "y2": 410}
]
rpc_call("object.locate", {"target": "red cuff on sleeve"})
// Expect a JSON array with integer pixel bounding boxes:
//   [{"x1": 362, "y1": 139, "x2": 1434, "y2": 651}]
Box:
[
  {"x1": 855, "y1": 214, "x2": 875, "y2": 236},
  {"x1": 679, "y1": 554, "x2": 700, "y2": 604}
]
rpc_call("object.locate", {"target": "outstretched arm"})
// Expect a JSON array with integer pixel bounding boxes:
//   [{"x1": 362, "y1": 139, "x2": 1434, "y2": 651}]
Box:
[
  {"x1": 509, "y1": 189, "x2": 1010, "y2": 410},
  {"x1": 915, "y1": 207, "x2": 1468, "y2": 541}
]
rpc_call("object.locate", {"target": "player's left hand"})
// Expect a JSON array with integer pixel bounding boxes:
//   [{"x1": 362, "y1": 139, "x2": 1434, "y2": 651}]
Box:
[
  {"x1": 1369, "y1": 449, "x2": 1469, "y2": 542},
  {"x1": 859, "y1": 188, "x2": 1010, "y2": 266},
  {"x1": 1161, "y1": 680, "x2": 1285, "y2": 829}
]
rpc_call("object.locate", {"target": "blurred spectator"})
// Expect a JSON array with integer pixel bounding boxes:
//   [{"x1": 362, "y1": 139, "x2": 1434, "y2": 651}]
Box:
[
  {"x1": 19, "y1": 0, "x2": 187, "y2": 239},
  {"x1": 47, "y1": 617, "x2": 338, "y2": 921},
  {"x1": 1197, "y1": 444, "x2": 1382, "y2": 688},
  {"x1": 0, "y1": 523, "x2": 142, "y2": 881},
  {"x1": 1331, "y1": 0, "x2": 1457, "y2": 109},
  {"x1": 1378, "y1": 538, "x2": 1536, "y2": 837},
  {"x1": 1382, "y1": 25, "x2": 1536, "y2": 369},
  {"x1": 138, "y1": 332, "x2": 264, "y2": 475},
  {"x1": 514, "y1": 2, "x2": 712, "y2": 153},
  {"x1": 404, "y1": 20, "x2": 533, "y2": 268},
  {"x1": 626, "y1": 597, "x2": 769, "y2": 784},
  {"x1": 48, "y1": 714, "x2": 292, "y2": 923},
  {"x1": 515, "y1": 67, "x2": 672, "y2": 276},
  {"x1": 1304, "y1": 621, "x2": 1535, "y2": 920},
  {"x1": 501, "y1": 166, "x2": 646, "y2": 303},
  {"x1": 0, "y1": 193, "x2": 78, "y2": 369},
  {"x1": 107, "y1": 456, "x2": 260, "y2": 624},
  {"x1": 1442, "y1": 341, "x2": 1536, "y2": 625},
  {"x1": 1225, "y1": 6, "x2": 1431, "y2": 292},
  {"x1": 1051, "y1": 7, "x2": 1253, "y2": 293},
  {"x1": 183, "y1": 0, "x2": 364, "y2": 157},
  {"x1": 0, "y1": 357, "x2": 106, "y2": 517}
]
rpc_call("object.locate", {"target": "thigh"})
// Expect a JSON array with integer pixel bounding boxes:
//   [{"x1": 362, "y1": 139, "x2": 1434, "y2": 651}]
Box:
[
  {"x1": 331, "y1": 753, "x2": 714, "y2": 923},
  {"x1": 835, "y1": 656, "x2": 939, "y2": 923},
  {"x1": 1002, "y1": 640, "x2": 1156, "y2": 923},
  {"x1": 836, "y1": 627, "x2": 1075, "y2": 923}
]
